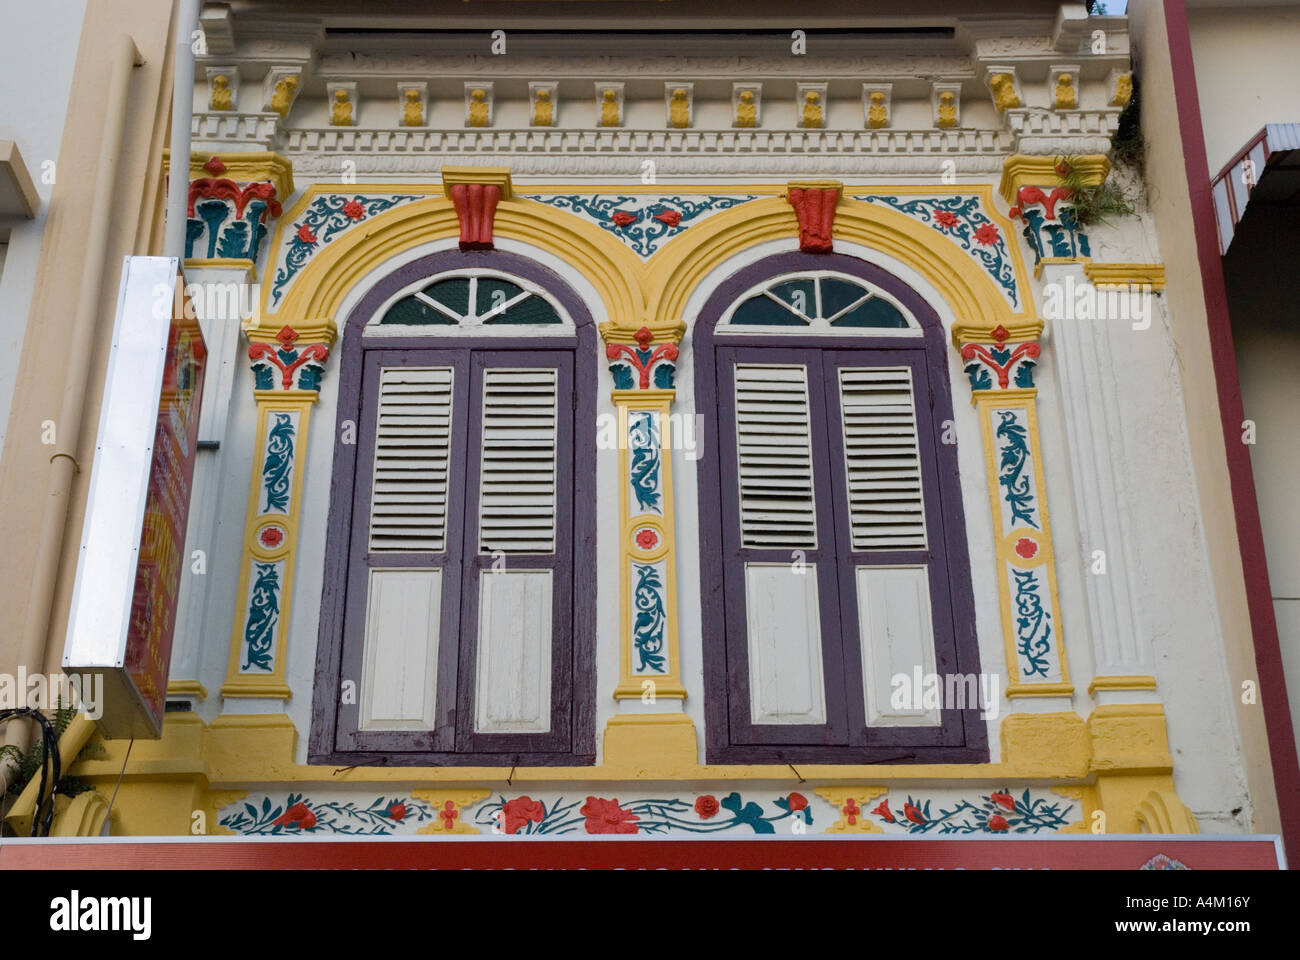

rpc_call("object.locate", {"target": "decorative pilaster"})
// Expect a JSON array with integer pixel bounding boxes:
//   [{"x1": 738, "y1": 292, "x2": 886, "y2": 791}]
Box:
[
  {"x1": 442, "y1": 166, "x2": 512, "y2": 251},
  {"x1": 955, "y1": 321, "x2": 1072, "y2": 700},
  {"x1": 604, "y1": 327, "x2": 686, "y2": 703},
  {"x1": 163, "y1": 150, "x2": 294, "y2": 264},
  {"x1": 786, "y1": 180, "x2": 842, "y2": 253},
  {"x1": 1002, "y1": 154, "x2": 1157, "y2": 704},
  {"x1": 221, "y1": 322, "x2": 336, "y2": 700}
]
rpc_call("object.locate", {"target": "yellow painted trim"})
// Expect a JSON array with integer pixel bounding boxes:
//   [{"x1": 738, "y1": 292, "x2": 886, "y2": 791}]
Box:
[
  {"x1": 999, "y1": 153, "x2": 1110, "y2": 203},
  {"x1": 166, "y1": 679, "x2": 209, "y2": 700},
  {"x1": 441, "y1": 165, "x2": 513, "y2": 199},
  {"x1": 972, "y1": 388, "x2": 1072, "y2": 696},
  {"x1": 220, "y1": 394, "x2": 315, "y2": 700},
  {"x1": 612, "y1": 392, "x2": 686, "y2": 701},
  {"x1": 163, "y1": 149, "x2": 295, "y2": 202},
  {"x1": 1089, "y1": 675, "x2": 1158, "y2": 694},
  {"x1": 50, "y1": 790, "x2": 111, "y2": 837},
  {"x1": 184, "y1": 257, "x2": 256, "y2": 280},
  {"x1": 257, "y1": 182, "x2": 1034, "y2": 348},
  {"x1": 1083, "y1": 262, "x2": 1166, "y2": 291},
  {"x1": 412, "y1": 789, "x2": 491, "y2": 834},
  {"x1": 951, "y1": 318, "x2": 1044, "y2": 348},
  {"x1": 814, "y1": 786, "x2": 888, "y2": 833}
]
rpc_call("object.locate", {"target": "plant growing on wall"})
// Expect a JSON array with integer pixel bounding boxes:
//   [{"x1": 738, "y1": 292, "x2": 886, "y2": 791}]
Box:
[
  {"x1": 0, "y1": 701, "x2": 97, "y2": 835},
  {"x1": 1054, "y1": 156, "x2": 1136, "y2": 227}
]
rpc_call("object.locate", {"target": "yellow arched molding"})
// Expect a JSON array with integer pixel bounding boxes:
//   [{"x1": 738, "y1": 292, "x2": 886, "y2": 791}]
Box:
[
  {"x1": 256, "y1": 187, "x2": 648, "y2": 340},
  {"x1": 257, "y1": 183, "x2": 1031, "y2": 346},
  {"x1": 643, "y1": 186, "x2": 1032, "y2": 335},
  {"x1": 1136, "y1": 790, "x2": 1201, "y2": 834}
]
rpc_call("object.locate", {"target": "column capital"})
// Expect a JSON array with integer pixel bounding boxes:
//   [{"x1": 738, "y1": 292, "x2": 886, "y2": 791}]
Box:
[
  {"x1": 952, "y1": 321, "x2": 1044, "y2": 392},
  {"x1": 998, "y1": 153, "x2": 1109, "y2": 203},
  {"x1": 246, "y1": 321, "x2": 337, "y2": 395},
  {"x1": 603, "y1": 325, "x2": 680, "y2": 391},
  {"x1": 785, "y1": 180, "x2": 842, "y2": 253},
  {"x1": 164, "y1": 150, "x2": 294, "y2": 263}
]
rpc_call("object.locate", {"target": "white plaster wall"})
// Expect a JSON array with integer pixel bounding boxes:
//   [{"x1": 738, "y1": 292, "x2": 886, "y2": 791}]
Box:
[
  {"x1": 1187, "y1": 4, "x2": 1300, "y2": 174},
  {"x1": 0, "y1": 0, "x2": 88, "y2": 459}
]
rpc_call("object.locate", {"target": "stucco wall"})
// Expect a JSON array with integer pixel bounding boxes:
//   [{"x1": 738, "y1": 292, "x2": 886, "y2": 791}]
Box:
[
  {"x1": 0, "y1": 0, "x2": 88, "y2": 459},
  {"x1": 1187, "y1": 3, "x2": 1300, "y2": 173}
]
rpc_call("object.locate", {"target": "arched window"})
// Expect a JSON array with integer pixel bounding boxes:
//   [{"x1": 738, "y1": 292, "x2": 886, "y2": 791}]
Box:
[
  {"x1": 695, "y1": 253, "x2": 986, "y2": 764},
  {"x1": 311, "y1": 251, "x2": 596, "y2": 765}
]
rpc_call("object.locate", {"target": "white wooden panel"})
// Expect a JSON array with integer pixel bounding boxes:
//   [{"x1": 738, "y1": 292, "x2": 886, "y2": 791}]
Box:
[
  {"x1": 733, "y1": 363, "x2": 817, "y2": 548},
  {"x1": 744, "y1": 563, "x2": 826, "y2": 725},
  {"x1": 475, "y1": 570, "x2": 553, "y2": 733},
  {"x1": 857, "y1": 565, "x2": 941, "y2": 726},
  {"x1": 360, "y1": 569, "x2": 441, "y2": 730}
]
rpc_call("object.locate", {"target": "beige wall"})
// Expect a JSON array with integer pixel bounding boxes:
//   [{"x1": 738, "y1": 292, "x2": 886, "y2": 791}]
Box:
[
  {"x1": 1187, "y1": 4, "x2": 1300, "y2": 173},
  {"x1": 1223, "y1": 206, "x2": 1300, "y2": 757},
  {"x1": 0, "y1": 0, "x2": 176, "y2": 676},
  {"x1": 1128, "y1": 0, "x2": 1280, "y2": 833}
]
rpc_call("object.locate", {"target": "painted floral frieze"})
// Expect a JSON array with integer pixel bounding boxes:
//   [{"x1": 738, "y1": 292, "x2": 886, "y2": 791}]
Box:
[
  {"x1": 268, "y1": 194, "x2": 423, "y2": 310},
  {"x1": 219, "y1": 793, "x2": 434, "y2": 835},
  {"x1": 475, "y1": 791, "x2": 814, "y2": 835},
  {"x1": 856, "y1": 194, "x2": 1019, "y2": 309},
  {"x1": 524, "y1": 194, "x2": 756, "y2": 258},
  {"x1": 870, "y1": 789, "x2": 1075, "y2": 834}
]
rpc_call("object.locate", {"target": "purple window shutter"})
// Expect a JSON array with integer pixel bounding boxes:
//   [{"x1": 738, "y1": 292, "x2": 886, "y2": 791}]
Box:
[{"x1": 695, "y1": 252, "x2": 988, "y2": 765}]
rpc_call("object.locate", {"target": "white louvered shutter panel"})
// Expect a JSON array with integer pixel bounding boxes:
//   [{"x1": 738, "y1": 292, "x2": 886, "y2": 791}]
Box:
[
  {"x1": 478, "y1": 368, "x2": 559, "y2": 554},
  {"x1": 733, "y1": 363, "x2": 817, "y2": 549},
  {"x1": 369, "y1": 366, "x2": 454, "y2": 552},
  {"x1": 838, "y1": 366, "x2": 927, "y2": 550}
]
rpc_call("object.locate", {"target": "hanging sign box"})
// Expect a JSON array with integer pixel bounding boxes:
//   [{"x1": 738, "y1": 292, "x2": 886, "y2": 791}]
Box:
[{"x1": 63, "y1": 256, "x2": 207, "y2": 739}]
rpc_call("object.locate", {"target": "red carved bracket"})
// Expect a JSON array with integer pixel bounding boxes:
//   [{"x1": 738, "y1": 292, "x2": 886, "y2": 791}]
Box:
[
  {"x1": 1010, "y1": 185, "x2": 1073, "y2": 222},
  {"x1": 605, "y1": 326, "x2": 679, "y2": 390},
  {"x1": 448, "y1": 182, "x2": 503, "y2": 250},
  {"x1": 787, "y1": 186, "x2": 839, "y2": 253},
  {"x1": 188, "y1": 178, "x2": 282, "y2": 220}
]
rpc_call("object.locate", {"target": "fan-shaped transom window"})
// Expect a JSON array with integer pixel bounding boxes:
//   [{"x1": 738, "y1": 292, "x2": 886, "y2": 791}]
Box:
[
  {"x1": 370, "y1": 270, "x2": 571, "y2": 331},
  {"x1": 719, "y1": 271, "x2": 919, "y2": 334}
]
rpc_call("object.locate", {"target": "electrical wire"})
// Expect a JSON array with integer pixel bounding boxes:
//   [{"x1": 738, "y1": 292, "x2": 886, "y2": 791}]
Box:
[{"x1": 0, "y1": 708, "x2": 61, "y2": 837}]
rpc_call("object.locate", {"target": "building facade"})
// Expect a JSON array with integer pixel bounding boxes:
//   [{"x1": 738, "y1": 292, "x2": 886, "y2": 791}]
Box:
[{"x1": 1, "y1": 0, "x2": 1295, "y2": 866}]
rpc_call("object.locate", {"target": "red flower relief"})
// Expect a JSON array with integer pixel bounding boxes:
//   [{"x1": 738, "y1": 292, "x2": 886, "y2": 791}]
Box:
[
  {"x1": 581, "y1": 796, "x2": 640, "y2": 834},
  {"x1": 974, "y1": 223, "x2": 1000, "y2": 246},
  {"x1": 1014, "y1": 538, "x2": 1038, "y2": 560},
  {"x1": 988, "y1": 814, "x2": 1010, "y2": 832},
  {"x1": 203, "y1": 155, "x2": 226, "y2": 175},
  {"x1": 386, "y1": 802, "x2": 407, "y2": 822},
  {"x1": 259, "y1": 527, "x2": 285, "y2": 548},
  {"x1": 787, "y1": 792, "x2": 808, "y2": 812},
  {"x1": 342, "y1": 199, "x2": 366, "y2": 220},
  {"x1": 439, "y1": 801, "x2": 459, "y2": 830},
  {"x1": 934, "y1": 210, "x2": 959, "y2": 228},
  {"x1": 653, "y1": 209, "x2": 682, "y2": 227},
  {"x1": 695, "y1": 795, "x2": 720, "y2": 819},
  {"x1": 635, "y1": 528, "x2": 659, "y2": 550},
  {"x1": 842, "y1": 798, "x2": 861, "y2": 826},
  {"x1": 872, "y1": 799, "x2": 894, "y2": 824},
  {"x1": 1055, "y1": 160, "x2": 1072, "y2": 178},
  {"x1": 296, "y1": 224, "x2": 317, "y2": 243},
  {"x1": 991, "y1": 791, "x2": 1017, "y2": 811},
  {"x1": 501, "y1": 796, "x2": 546, "y2": 835},
  {"x1": 610, "y1": 210, "x2": 637, "y2": 227},
  {"x1": 273, "y1": 802, "x2": 316, "y2": 830},
  {"x1": 903, "y1": 802, "x2": 927, "y2": 825}
]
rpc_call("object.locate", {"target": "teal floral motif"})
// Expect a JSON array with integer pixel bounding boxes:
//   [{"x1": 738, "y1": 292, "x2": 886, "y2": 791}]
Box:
[
  {"x1": 219, "y1": 793, "x2": 433, "y2": 835},
  {"x1": 525, "y1": 195, "x2": 757, "y2": 258},
  {"x1": 270, "y1": 194, "x2": 422, "y2": 308},
  {"x1": 474, "y1": 792, "x2": 813, "y2": 835},
  {"x1": 242, "y1": 563, "x2": 281, "y2": 672},
  {"x1": 261, "y1": 413, "x2": 295, "y2": 514},
  {"x1": 1013, "y1": 568, "x2": 1054, "y2": 679},
  {"x1": 628, "y1": 411, "x2": 661, "y2": 513},
  {"x1": 995, "y1": 410, "x2": 1038, "y2": 529},
  {"x1": 1020, "y1": 207, "x2": 1091, "y2": 264},
  {"x1": 632, "y1": 563, "x2": 666, "y2": 672},
  {"x1": 857, "y1": 194, "x2": 1019, "y2": 309},
  {"x1": 873, "y1": 789, "x2": 1073, "y2": 834}
]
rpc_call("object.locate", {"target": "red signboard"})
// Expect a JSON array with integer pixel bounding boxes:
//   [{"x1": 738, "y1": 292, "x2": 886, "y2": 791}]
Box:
[
  {"x1": 0, "y1": 835, "x2": 1283, "y2": 871},
  {"x1": 124, "y1": 299, "x2": 206, "y2": 730}
]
